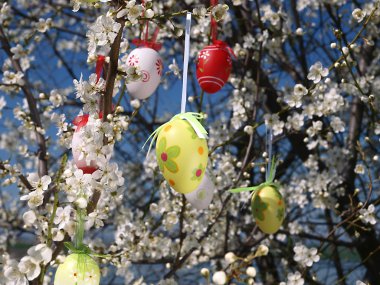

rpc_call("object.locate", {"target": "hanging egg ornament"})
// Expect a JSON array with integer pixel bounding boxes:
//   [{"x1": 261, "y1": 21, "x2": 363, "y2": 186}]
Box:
[
  {"x1": 155, "y1": 117, "x2": 208, "y2": 194},
  {"x1": 196, "y1": 41, "x2": 232, "y2": 94},
  {"x1": 184, "y1": 174, "x2": 215, "y2": 210},
  {"x1": 54, "y1": 253, "x2": 100, "y2": 285},
  {"x1": 72, "y1": 114, "x2": 98, "y2": 174},
  {"x1": 126, "y1": 47, "x2": 163, "y2": 100},
  {"x1": 251, "y1": 186, "x2": 285, "y2": 234}
]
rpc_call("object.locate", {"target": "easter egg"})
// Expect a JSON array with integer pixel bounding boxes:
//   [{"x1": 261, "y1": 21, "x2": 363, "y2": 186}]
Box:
[
  {"x1": 155, "y1": 118, "x2": 208, "y2": 194},
  {"x1": 196, "y1": 41, "x2": 232, "y2": 94},
  {"x1": 72, "y1": 114, "x2": 99, "y2": 174},
  {"x1": 251, "y1": 186, "x2": 285, "y2": 234},
  {"x1": 184, "y1": 174, "x2": 215, "y2": 210},
  {"x1": 126, "y1": 47, "x2": 163, "y2": 100},
  {"x1": 54, "y1": 254, "x2": 100, "y2": 285}
]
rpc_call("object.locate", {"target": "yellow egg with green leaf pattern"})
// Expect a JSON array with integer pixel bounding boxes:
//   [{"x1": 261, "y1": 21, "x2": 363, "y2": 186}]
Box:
[
  {"x1": 155, "y1": 117, "x2": 208, "y2": 194},
  {"x1": 251, "y1": 186, "x2": 285, "y2": 234}
]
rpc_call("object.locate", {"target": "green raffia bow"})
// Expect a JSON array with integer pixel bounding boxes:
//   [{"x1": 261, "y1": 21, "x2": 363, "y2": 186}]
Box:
[
  {"x1": 229, "y1": 156, "x2": 280, "y2": 194},
  {"x1": 142, "y1": 112, "x2": 208, "y2": 157},
  {"x1": 64, "y1": 242, "x2": 110, "y2": 258},
  {"x1": 65, "y1": 208, "x2": 110, "y2": 259}
]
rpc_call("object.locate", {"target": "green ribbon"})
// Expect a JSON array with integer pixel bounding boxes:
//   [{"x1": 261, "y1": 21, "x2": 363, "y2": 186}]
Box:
[
  {"x1": 142, "y1": 112, "x2": 208, "y2": 157},
  {"x1": 64, "y1": 242, "x2": 111, "y2": 258},
  {"x1": 66, "y1": 207, "x2": 110, "y2": 260},
  {"x1": 229, "y1": 156, "x2": 279, "y2": 194}
]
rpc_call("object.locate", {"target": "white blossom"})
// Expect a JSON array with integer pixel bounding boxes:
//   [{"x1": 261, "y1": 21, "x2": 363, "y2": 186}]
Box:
[
  {"x1": 168, "y1": 59, "x2": 180, "y2": 77},
  {"x1": 293, "y1": 244, "x2": 320, "y2": 267},
  {"x1": 284, "y1": 271, "x2": 304, "y2": 285},
  {"x1": 224, "y1": 252, "x2": 237, "y2": 264},
  {"x1": 212, "y1": 271, "x2": 227, "y2": 285},
  {"x1": 359, "y1": 204, "x2": 376, "y2": 225},
  {"x1": 0, "y1": 96, "x2": 5, "y2": 118},
  {"x1": 352, "y1": 8, "x2": 366, "y2": 23},
  {"x1": 354, "y1": 164, "x2": 365, "y2": 174},
  {"x1": 23, "y1": 210, "x2": 37, "y2": 226},
  {"x1": 211, "y1": 4, "x2": 229, "y2": 22},
  {"x1": 4, "y1": 260, "x2": 28, "y2": 285},
  {"x1": 264, "y1": 113, "x2": 284, "y2": 136},
  {"x1": 307, "y1": 62, "x2": 329, "y2": 84},
  {"x1": 330, "y1": 116, "x2": 345, "y2": 132},
  {"x1": 246, "y1": 267, "x2": 256, "y2": 277}
]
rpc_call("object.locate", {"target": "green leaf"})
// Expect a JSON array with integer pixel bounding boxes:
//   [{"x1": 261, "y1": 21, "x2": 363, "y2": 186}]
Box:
[
  {"x1": 167, "y1": 145, "x2": 180, "y2": 158},
  {"x1": 229, "y1": 187, "x2": 256, "y2": 193},
  {"x1": 64, "y1": 242, "x2": 76, "y2": 252},
  {"x1": 157, "y1": 137, "x2": 166, "y2": 153},
  {"x1": 165, "y1": 159, "x2": 179, "y2": 173}
]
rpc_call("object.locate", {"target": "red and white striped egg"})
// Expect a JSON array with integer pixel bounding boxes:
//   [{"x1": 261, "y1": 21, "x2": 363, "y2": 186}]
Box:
[{"x1": 196, "y1": 43, "x2": 232, "y2": 94}]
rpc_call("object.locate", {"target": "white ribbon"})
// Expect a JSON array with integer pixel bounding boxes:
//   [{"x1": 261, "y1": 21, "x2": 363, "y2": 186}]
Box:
[{"x1": 181, "y1": 12, "x2": 192, "y2": 114}]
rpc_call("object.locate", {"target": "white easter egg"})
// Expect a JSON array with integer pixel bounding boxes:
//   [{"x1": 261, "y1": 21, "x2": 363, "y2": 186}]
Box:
[
  {"x1": 184, "y1": 174, "x2": 215, "y2": 210},
  {"x1": 126, "y1": 47, "x2": 163, "y2": 100},
  {"x1": 72, "y1": 115, "x2": 98, "y2": 174}
]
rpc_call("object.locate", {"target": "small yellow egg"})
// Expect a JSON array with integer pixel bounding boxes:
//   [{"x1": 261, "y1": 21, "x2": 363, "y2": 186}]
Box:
[
  {"x1": 54, "y1": 254, "x2": 100, "y2": 285},
  {"x1": 251, "y1": 186, "x2": 285, "y2": 234},
  {"x1": 155, "y1": 117, "x2": 208, "y2": 194}
]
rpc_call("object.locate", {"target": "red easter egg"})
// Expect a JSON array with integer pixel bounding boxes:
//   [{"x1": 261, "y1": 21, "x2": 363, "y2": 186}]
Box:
[{"x1": 196, "y1": 41, "x2": 232, "y2": 94}]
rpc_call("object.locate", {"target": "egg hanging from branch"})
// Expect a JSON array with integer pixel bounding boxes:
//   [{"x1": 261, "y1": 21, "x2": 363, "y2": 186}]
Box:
[
  {"x1": 153, "y1": 114, "x2": 208, "y2": 194},
  {"x1": 72, "y1": 114, "x2": 100, "y2": 174},
  {"x1": 54, "y1": 253, "x2": 100, "y2": 285},
  {"x1": 184, "y1": 174, "x2": 215, "y2": 209},
  {"x1": 196, "y1": 40, "x2": 233, "y2": 94},
  {"x1": 251, "y1": 185, "x2": 285, "y2": 234},
  {"x1": 125, "y1": 47, "x2": 163, "y2": 100}
]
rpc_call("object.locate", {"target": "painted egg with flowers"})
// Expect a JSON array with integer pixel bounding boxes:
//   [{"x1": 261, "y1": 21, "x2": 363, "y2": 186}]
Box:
[
  {"x1": 155, "y1": 117, "x2": 208, "y2": 194},
  {"x1": 251, "y1": 185, "x2": 285, "y2": 234},
  {"x1": 54, "y1": 253, "x2": 100, "y2": 285},
  {"x1": 196, "y1": 41, "x2": 232, "y2": 94},
  {"x1": 126, "y1": 47, "x2": 163, "y2": 100},
  {"x1": 72, "y1": 114, "x2": 100, "y2": 174},
  {"x1": 184, "y1": 174, "x2": 215, "y2": 210}
]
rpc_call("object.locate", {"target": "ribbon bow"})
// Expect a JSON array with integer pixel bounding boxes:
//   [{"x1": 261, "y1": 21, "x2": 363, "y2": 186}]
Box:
[
  {"x1": 64, "y1": 242, "x2": 110, "y2": 258},
  {"x1": 132, "y1": 38, "x2": 162, "y2": 51},
  {"x1": 229, "y1": 156, "x2": 279, "y2": 194},
  {"x1": 143, "y1": 112, "x2": 208, "y2": 157}
]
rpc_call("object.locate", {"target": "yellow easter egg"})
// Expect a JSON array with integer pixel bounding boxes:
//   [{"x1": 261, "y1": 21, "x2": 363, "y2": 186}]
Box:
[
  {"x1": 156, "y1": 118, "x2": 208, "y2": 194},
  {"x1": 251, "y1": 186, "x2": 285, "y2": 234},
  {"x1": 54, "y1": 254, "x2": 100, "y2": 285}
]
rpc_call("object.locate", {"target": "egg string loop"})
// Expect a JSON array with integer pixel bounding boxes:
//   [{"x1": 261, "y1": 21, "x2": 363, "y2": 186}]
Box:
[
  {"x1": 266, "y1": 124, "x2": 274, "y2": 181},
  {"x1": 180, "y1": 12, "x2": 192, "y2": 114},
  {"x1": 210, "y1": 0, "x2": 218, "y2": 42},
  {"x1": 228, "y1": 156, "x2": 279, "y2": 194},
  {"x1": 95, "y1": 55, "x2": 105, "y2": 83}
]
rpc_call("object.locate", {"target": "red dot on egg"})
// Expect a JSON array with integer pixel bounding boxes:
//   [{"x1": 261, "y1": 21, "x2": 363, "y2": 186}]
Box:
[
  {"x1": 196, "y1": 169, "x2": 202, "y2": 177},
  {"x1": 161, "y1": 152, "x2": 168, "y2": 161}
]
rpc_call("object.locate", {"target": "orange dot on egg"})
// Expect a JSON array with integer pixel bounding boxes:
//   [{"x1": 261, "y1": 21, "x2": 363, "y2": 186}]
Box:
[
  {"x1": 169, "y1": 179, "x2": 175, "y2": 186},
  {"x1": 278, "y1": 200, "x2": 282, "y2": 206},
  {"x1": 164, "y1": 125, "x2": 172, "y2": 132},
  {"x1": 198, "y1": 146, "x2": 204, "y2": 155}
]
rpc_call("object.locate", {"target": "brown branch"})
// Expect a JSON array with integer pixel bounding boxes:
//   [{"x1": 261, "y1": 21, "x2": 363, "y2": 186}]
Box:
[
  {"x1": 0, "y1": 162, "x2": 33, "y2": 191},
  {"x1": 0, "y1": 27, "x2": 48, "y2": 177}
]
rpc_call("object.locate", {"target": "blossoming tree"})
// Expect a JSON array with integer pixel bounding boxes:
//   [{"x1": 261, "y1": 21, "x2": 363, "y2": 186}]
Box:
[{"x1": 0, "y1": 0, "x2": 379, "y2": 284}]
